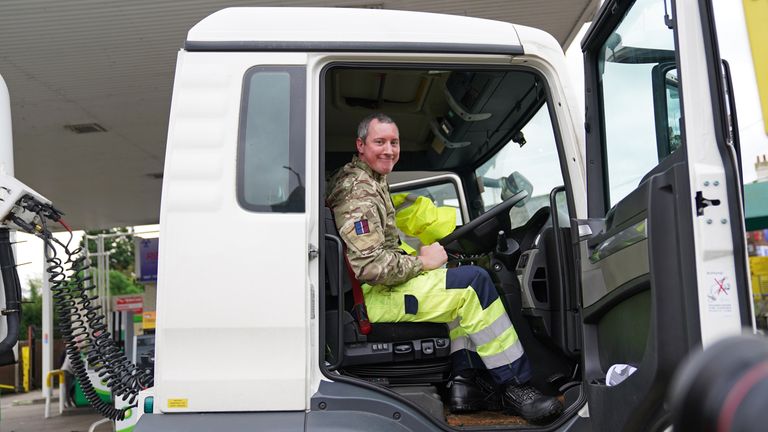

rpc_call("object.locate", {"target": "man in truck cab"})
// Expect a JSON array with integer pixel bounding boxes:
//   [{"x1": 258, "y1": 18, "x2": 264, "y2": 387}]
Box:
[{"x1": 326, "y1": 113, "x2": 563, "y2": 422}]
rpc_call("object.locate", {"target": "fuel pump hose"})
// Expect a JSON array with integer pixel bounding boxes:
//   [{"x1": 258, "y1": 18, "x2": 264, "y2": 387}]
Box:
[{"x1": 11, "y1": 199, "x2": 152, "y2": 421}]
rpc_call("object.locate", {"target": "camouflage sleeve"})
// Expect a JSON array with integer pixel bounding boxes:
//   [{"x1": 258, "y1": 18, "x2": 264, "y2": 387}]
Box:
[{"x1": 334, "y1": 198, "x2": 423, "y2": 286}]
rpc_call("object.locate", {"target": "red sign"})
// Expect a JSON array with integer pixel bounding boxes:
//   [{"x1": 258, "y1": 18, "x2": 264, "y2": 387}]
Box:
[{"x1": 114, "y1": 295, "x2": 144, "y2": 313}]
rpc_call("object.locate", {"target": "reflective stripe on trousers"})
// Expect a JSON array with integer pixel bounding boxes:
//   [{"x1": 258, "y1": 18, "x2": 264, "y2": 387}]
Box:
[{"x1": 362, "y1": 265, "x2": 528, "y2": 383}]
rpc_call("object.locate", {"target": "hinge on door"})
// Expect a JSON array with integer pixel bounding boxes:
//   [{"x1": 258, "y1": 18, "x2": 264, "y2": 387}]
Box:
[
  {"x1": 695, "y1": 191, "x2": 721, "y2": 216},
  {"x1": 308, "y1": 243, "x2": 319, "y2": 260}
]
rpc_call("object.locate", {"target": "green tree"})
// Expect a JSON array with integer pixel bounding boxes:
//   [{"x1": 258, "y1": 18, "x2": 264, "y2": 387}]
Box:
[
  {"x1": 82, "y1": 227, "x2": 144, "y2": 294},
  {"x1": 109, "y1": 270, "x2": 143, "y2": 295},
  {"x1": 83, "y1": 227, "x2": 136, "y2": 275}
]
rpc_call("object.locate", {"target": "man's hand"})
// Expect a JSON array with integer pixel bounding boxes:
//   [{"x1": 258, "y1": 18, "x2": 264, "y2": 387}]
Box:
[{"x1": 418, "y1": 243, "x2": 448, "y2": 270}]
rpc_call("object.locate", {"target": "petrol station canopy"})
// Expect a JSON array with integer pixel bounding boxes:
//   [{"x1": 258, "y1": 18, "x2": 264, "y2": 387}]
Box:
[{"x1": 0, "y1": 0, "x2": 598, "y2": 230}]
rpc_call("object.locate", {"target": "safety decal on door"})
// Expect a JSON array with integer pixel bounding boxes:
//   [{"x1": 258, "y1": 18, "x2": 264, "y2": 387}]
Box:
[
  {"x1": 167, "y1": 398, "x2": 188, "y2": 409},
  {"x1": 706, "y1": 272, "x2": 734, "y2": 314},
  {"x1": 700, "y1": 269, "x2": 741, "y2": 345}
]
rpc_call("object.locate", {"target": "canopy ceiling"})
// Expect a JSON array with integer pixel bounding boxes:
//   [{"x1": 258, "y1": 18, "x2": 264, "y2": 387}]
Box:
[{"x1": 0, "y1": 0, "x2": 598, "y2": 229}]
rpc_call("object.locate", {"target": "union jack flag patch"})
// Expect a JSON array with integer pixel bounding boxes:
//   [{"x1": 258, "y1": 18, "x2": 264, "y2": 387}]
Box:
[{"x1": 354, "y1": 219, "x2": 370, "y2": 235}]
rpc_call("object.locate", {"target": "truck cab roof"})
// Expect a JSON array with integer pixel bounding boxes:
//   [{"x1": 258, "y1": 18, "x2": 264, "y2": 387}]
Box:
[{"x1": 185, "y1": 7, "x2": 557, "y2": 55}]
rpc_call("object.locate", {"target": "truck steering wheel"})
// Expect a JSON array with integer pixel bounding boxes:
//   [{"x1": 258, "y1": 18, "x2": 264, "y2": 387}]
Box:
[{"x1": 439, "y1": 190, "x2": 528, "y2": 248}]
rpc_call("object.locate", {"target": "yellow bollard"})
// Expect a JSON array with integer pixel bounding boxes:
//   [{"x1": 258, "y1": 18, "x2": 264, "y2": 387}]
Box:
[
  {"x1": 44, "y1": 370, "x2": 66, "y2": 418},
  {"x1": 21, "y1": 345, "x2": 29, "y2": 392}
]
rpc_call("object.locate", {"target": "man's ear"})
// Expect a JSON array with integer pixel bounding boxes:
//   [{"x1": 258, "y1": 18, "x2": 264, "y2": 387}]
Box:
[{"x1": 355, "y1": 138, "x2": 364, "y2": 154}]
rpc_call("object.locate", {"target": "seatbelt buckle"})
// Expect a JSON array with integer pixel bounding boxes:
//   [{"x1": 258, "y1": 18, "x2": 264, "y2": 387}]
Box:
[{"x1": 352, "y1": 303, "x2": 372, "y2": 335}]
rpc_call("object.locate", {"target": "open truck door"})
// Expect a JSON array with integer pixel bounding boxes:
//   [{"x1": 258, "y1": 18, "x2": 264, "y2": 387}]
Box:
[{"x1": 577, "y1": 0, "x2": 751, "y2": 430}]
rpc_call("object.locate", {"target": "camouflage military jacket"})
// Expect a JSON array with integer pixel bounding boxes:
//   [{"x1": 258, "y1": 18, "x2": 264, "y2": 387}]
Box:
[{"x1": 327, "y1": 156, "x2": 423, "y2": 286}]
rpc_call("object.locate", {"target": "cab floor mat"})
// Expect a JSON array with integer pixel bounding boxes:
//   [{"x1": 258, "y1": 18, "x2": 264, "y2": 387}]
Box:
[{"x1": 444, "y1": 409, "x2": 527, "y2": 427}]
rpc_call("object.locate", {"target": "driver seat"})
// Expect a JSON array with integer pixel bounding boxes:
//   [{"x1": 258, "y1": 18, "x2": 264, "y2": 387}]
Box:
[{"x1": 323, "y1": 207, "x2": 451, "y2": 384}]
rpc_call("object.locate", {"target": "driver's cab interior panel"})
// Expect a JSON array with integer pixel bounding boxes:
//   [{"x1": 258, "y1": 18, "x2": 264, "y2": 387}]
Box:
[{"x1": 321, "y1": 64, "x2": 581, "y2": 427}]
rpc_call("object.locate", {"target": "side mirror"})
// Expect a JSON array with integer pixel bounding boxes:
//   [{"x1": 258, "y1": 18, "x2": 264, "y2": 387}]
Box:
[
  {"x1": 502, "y1": 171, "x2": 533, "y2": 207},
  {"x1": 651, "y1": 63, "x2": 681, "y2": 161}
]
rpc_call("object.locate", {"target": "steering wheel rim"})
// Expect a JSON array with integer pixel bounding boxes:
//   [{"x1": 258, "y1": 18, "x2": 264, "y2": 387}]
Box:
[{"x1": 439, "y1": 190, "x2": 528, "y2": 247}]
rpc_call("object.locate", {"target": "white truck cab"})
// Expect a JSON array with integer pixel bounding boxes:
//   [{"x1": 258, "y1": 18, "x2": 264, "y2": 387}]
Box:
[
  {"x1": 142, "y1": 2, "x2": 752, "y2": 430},
  {"x1": 0, "y1": 0, "x2": 753, "y2": 431}
]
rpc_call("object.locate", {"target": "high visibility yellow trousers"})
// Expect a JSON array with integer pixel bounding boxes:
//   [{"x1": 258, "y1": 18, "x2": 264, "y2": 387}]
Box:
[{"x1": 363, "y1": 265, "x2": 531, "y2": 384}]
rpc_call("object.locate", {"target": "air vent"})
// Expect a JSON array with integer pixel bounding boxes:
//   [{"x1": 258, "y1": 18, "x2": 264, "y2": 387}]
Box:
[{"x1": 64, "y1": 123, "x2": 107, "y2": 134}]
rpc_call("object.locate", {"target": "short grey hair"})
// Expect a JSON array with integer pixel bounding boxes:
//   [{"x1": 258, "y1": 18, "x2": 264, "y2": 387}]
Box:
[{"x1": 357, "y1": 113, "x2": 396, "y2": 142}]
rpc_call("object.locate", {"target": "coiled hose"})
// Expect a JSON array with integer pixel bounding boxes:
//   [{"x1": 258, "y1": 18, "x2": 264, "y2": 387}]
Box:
[{"x1": 17, "y1": 205, "x2": 152, "y2": 420}]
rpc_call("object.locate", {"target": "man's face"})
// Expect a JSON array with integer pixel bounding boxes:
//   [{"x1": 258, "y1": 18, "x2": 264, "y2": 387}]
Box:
[{"x1": 356, "y1": 119, "x2": 400, "y2": 175}]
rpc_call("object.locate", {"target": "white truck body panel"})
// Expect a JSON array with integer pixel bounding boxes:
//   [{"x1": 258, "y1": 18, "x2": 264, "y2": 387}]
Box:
[
  {"x1": 155, "y1": 51, "x2": 310, "y2": 412},
  {"x1": 675, "y1": 0, "x2": 751, "y2": 344}
]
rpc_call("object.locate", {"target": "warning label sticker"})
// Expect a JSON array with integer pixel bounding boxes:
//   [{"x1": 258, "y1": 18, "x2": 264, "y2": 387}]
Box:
[
  {"x1": 706, "y1": 271, "x2": 734, "y2": 314},
  {"x1": 167, "y1": 398, "x2": 188, "y2": 409}
]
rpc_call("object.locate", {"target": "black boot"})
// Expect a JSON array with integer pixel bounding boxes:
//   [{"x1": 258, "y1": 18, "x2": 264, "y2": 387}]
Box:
[
  {"x1": 503, "y1": 382, "x2": 563, "y2": 422},
  {"x1": 447, "y1": 375, "x2": 504, "y2": 413}
]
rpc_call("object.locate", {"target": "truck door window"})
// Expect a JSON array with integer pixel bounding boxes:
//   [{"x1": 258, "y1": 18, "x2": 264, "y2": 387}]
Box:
[
  {"x1": 474, "y1": 102, "x2": 565, "y2": 229},
  {"x1": 237, "y1": 66, "x2": 306, "y2": 212},
  {"x1": 598, "y1": 0, "x2": 679, "y2": 207}
]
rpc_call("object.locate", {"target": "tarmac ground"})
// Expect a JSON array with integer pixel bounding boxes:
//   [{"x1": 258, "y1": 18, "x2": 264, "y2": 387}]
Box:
[{"x1": 0, "y1": 389, "x2": 111, "y2": 432}]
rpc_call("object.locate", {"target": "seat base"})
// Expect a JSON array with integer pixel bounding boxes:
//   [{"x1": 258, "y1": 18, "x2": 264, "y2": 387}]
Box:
[{"x1": 343, "y1": 336, "x2": 451, "y2": 366}]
